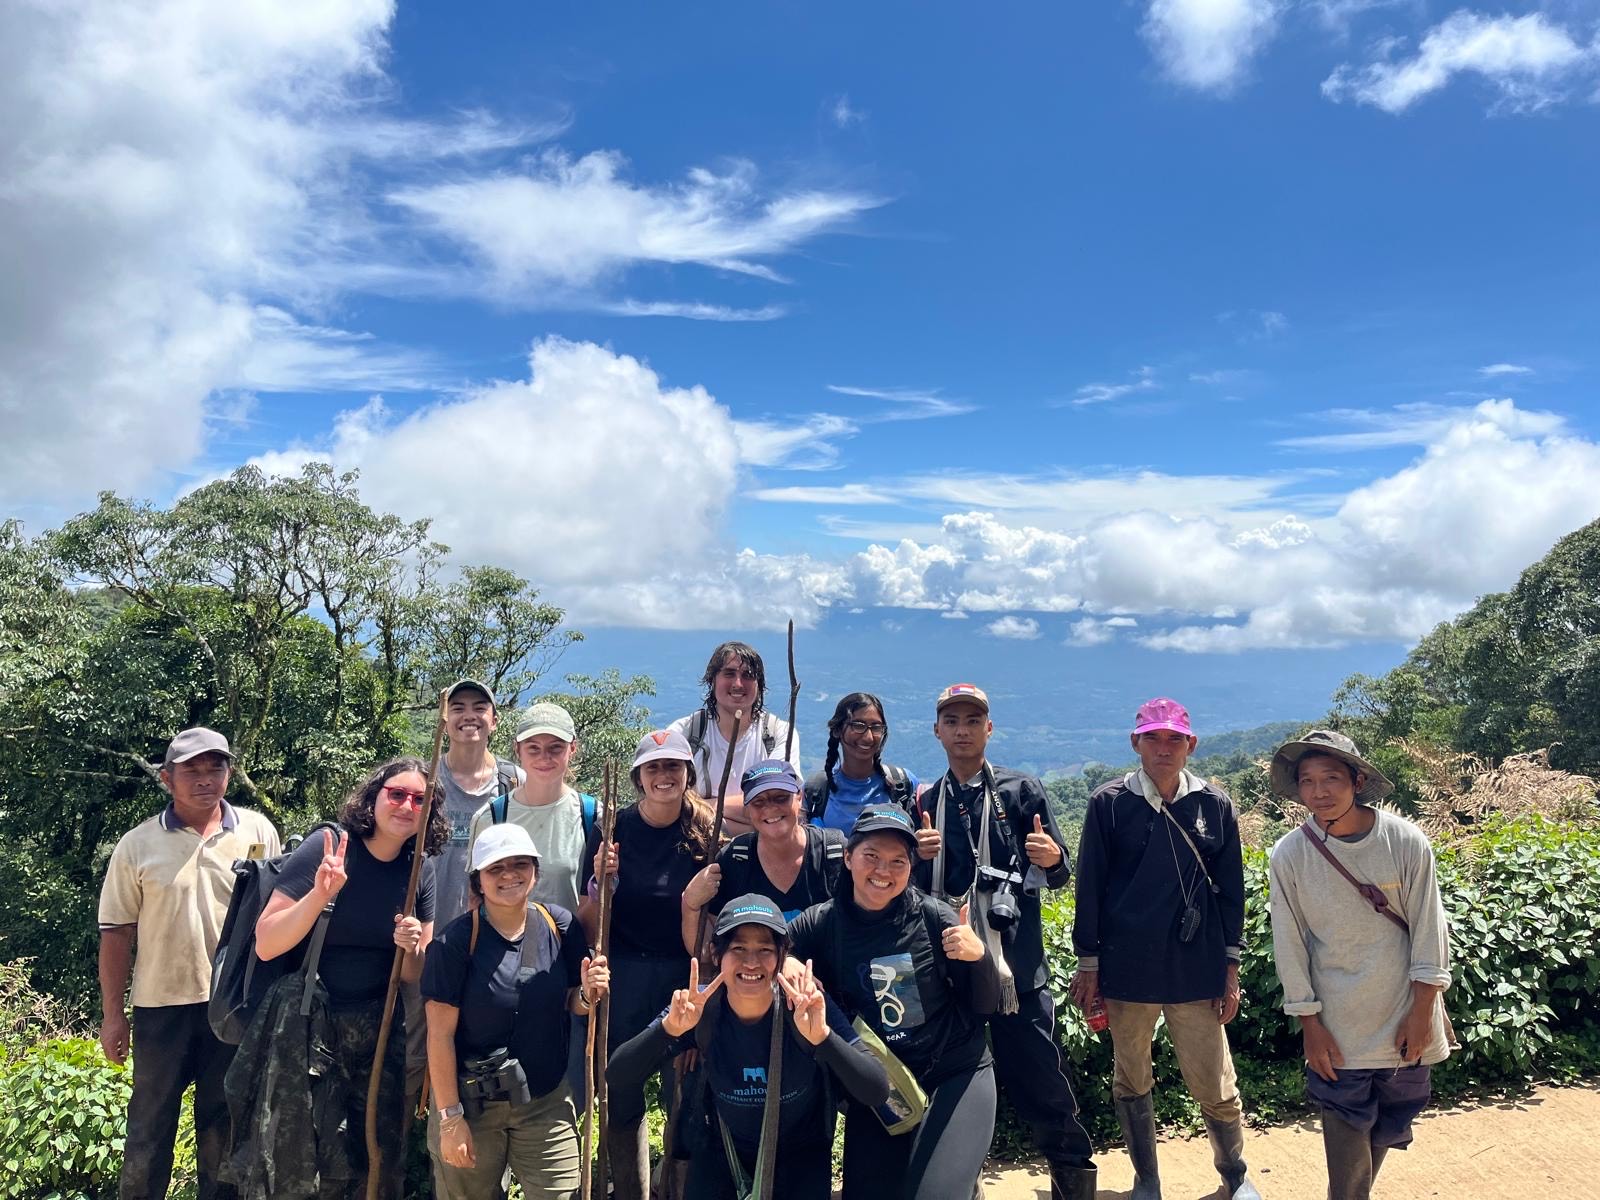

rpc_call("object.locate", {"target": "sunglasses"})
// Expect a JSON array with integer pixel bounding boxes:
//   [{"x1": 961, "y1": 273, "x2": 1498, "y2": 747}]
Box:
[{"x1": 381, "y1": 785, "x2": 428, "y2": 809}]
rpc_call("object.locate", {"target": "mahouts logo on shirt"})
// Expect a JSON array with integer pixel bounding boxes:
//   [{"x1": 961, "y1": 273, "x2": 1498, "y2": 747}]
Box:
[{"x1": 859, "y1": 952, "x2": 925, "y2": 1032}]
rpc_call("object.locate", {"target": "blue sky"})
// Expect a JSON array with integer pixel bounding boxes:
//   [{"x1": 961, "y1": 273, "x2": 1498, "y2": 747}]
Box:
[{"x1": 4, "y1": 0, "x2": 1599, "y2": 745}]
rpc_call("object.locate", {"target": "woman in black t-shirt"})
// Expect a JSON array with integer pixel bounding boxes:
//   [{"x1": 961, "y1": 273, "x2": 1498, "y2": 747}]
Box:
[
  {"x1": 786, "y1": 806, "x2": 1000, "y2": 1200},
  {"x1": 611, "y1": 894, "x2": 889, "y2": 1200},
  {"x1": 580, "y1": 729, "x2": 717, "y2": 1200},
  {"x1": 421, "y1": 821, "x2": 609, "y2": 1200},
  {"x1": 255, "y1": 756, "x2": 445, "y2": 1200},
  {"x1": 680, "y1": 759, "x2": 843, "y2": 952}
]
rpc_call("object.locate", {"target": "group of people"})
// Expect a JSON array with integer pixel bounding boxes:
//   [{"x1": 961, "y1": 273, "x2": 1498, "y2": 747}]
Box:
[{"x1": 98, "y1": 639, "x2": 1453, "y2": 1200}]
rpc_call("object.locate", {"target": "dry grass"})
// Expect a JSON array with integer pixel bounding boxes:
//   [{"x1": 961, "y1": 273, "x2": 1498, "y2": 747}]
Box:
[{"x1": 1398, "y1": 740, "x2": 1600, "y2": 841}]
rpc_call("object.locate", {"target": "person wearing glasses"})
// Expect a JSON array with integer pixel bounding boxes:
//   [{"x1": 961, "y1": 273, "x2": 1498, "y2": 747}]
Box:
[
  {"x1": 252, "y1": 757, "x2": 442, "y2": 1199},
  {"x1": 787, "y1": 806, "x2": 1000, "y2": 1200},
  {"x1": 803, "y1": 693, "x2": 920, "y2": 833},
  {"x1": 681, "y1": 760, "x2": 845, "y2": 954}
]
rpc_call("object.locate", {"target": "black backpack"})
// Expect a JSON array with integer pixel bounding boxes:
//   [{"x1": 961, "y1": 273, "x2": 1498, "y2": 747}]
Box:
[
  {"x1": 802, "y1": 764, "x2": 915, "y2": 823},
  {"x1": 685, "y1": 710, "x2": 780, "y2": 761},
  {"x1": 208, "y1": 822, "x2": 339, "y2": 1045},
  {"x1": 720, "y1": 826, "x2": 846, "y2": 899}
]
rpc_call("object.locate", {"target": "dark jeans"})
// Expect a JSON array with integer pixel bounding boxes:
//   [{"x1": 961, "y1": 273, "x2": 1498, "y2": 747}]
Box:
[
  {"x1": 321, "y1": 1000, "x2": 409, "y2": 1200},
  {"x1": 990, "y1": 987, "x2": 1096, "y2": 1167},
  {"x1": 1308, "y1": 1064, "x2": 1433, "y2": 1150},
  {"x1": 841, "y1": 1062, "x2": 996, "y2": 1200},
  {"x1": 122, "y1": 1003, "x2": 237, "y2": 1200}
]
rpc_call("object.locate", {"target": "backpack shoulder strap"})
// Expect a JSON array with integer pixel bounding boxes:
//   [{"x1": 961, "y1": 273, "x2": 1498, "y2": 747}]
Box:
[
  {"x1": 881, "y1": 764, "x2": 911, "y2": 811},
  {"x1": 686, "y1": 711, "x2": 708, "y2": 756},
  {"x1": 491, "y1": 793, "x2": 509, "y2": 824},
  {"x1": 496, "y1": 759, "x2": 519, "y2": 796},
  {"x1": 802, "y1": 772, "x2": 829, "y2": 820},
  {"x1": 817, "y1": 827, "x2": 846, "y2": 894},
  {"x1": 578, "y1": 792, "x2": 598, "y2": 840},
  {"x1": 760, "y1": 712, "x2": 779, "y2": 755},
  {"x1": 531, "y1": 902, "x2": 560, "y2": 941}
]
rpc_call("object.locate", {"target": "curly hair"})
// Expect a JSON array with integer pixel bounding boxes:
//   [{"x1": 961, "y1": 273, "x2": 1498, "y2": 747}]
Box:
[
  {"x1": 821, "y1": 692, "x2": 890, "y2": 802},
  {"x1": 339, "y1": 756, "x2": 449, "y2": 856},
  {"x1": 699, "y1": 641, "x2": 766, "y2": 722},
  {"x1": 629, "y1": 764, "x2": 719, "y2": 864}
]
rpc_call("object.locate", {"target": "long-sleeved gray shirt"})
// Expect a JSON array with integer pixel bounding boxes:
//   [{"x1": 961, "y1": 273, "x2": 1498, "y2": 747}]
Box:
[{"x1": 1268, "y1": 809, "x2": 1452, "y2": 1069}]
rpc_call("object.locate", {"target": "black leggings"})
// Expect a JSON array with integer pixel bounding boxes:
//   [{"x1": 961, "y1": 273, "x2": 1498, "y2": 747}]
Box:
[
  {"x1": 841, "y1": 1063, "x2": 996, "y2": 1200},
  {"x1": 606, "y1": 952, "x2": 690, "y2": 1125},
  {"x1": 686, "y1": 1135, "x2": 832, "y2": 1200}
]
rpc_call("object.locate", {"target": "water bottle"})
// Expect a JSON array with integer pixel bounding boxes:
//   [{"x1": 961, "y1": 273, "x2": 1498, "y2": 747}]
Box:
[{"x1": 1087, "y1": 991, "x2": 1108, "y2": 1033}]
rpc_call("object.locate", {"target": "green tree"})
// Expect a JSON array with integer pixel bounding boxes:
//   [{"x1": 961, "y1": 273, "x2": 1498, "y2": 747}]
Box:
[{"x1": 535, "y1": 670, "x2": 656, "y2": 798}]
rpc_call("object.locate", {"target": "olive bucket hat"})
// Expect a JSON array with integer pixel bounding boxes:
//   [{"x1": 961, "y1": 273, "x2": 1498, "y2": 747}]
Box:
[{"x1": 1269, "y1": 728, "x2": 1394, "y2": 806}]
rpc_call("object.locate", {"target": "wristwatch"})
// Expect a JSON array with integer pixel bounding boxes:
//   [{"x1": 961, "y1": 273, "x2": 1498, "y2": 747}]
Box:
[{"x1": 439, "y1": 1102, "x2": 465, "y2": 1120}]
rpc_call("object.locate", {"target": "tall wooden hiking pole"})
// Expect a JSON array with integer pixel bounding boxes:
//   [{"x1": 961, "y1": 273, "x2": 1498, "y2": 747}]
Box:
[
  {"x1": 594, "y1": 761, "x2": 619, "y2": 1200},
  {"x1": 364, "y1": 689, "x2": 448, "y2": 1200},
  {"x1": 581, "y1": 762, "x2": 616, "y2": 1200},
  {"x1": 693, "y1": 708, "x2": 745, "y2": 957},
  {"x1": 783, "y1": 619, "x2": 799, "y2": 762}
]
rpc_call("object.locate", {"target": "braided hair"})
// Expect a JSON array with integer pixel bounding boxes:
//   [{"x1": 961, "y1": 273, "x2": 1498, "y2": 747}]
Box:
[
  {"x1": 700, "y1": 641, "x2": 767, "y2": 723},
  {"x1": 821, "y1": 692, "x2": 890, "y2": 800}
]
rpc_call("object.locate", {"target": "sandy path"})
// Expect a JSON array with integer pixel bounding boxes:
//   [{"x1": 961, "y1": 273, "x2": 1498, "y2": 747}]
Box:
[{"x1": 980, "y1": 1081, "x2": 1600, "y2": 1199}]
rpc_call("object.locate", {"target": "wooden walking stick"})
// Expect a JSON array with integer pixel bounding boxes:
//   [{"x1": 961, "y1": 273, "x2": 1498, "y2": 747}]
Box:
[
  {"x1": 594, "y1": 761, "x2": 619, "y2": 1200},
  {"x1": 581, "y1": 762, "x2": 618, "y2": 1200},
  {"x1": 364, "y1": 688, "x2": 448, "y2": 1200},
  {"x1": 783, "y1": 618, "x2": 800, "y2": 762}
]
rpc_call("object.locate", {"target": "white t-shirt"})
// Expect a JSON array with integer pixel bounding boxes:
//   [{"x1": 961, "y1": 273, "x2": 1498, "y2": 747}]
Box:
[{"x1": 667, "y1": 710, "x2": 802, "y2": 800}]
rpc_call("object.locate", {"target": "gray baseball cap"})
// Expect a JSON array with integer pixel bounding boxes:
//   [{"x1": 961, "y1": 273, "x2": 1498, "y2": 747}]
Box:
[
  {"x1": 515, "y1": 702, "x2": 576, "y2": 743},
  {"x1": 163, "y1": 727, "x2": 233, "y2": 767},
  {"x1": 714, "y1": 893, "x2": 789, "y2": 938},
  {"x1": 445, "y1": 678, "x2": 497, "y2": 709}
]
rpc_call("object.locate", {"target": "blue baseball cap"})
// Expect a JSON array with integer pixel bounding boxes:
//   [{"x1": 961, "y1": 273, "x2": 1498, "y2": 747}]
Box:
[
  {"x1": 739, "y1": 759, "x2": 802, "y2": 800},
  {"x1": 714, "y1": 893, "x2": 789, "y2": 937}
]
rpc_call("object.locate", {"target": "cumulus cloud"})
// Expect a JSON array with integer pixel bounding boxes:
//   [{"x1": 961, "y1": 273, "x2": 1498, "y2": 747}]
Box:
[
  {"x1": 834, "y1": 400, "x2": 1600, "y2": 651},
  {"x1": 1067, "y1": 616, "x2": 1138, "y2": 647},
  {"x1": 1142, "y1": 0, "x2": 1282, "y2": 93},
  {"x1": 986, "y1": 616, "x2": 1042, "y2": 640},
  {"x1": 1323, "y1": 11, "x2": 1596, "y2": 113}
]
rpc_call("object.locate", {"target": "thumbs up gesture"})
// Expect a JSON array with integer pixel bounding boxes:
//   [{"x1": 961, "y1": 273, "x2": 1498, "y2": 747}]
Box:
[
  {"x1": 914, "y1": 808, "x2": 942, "y2": 862},
  {"x1": 941, "y1": 902, "x2": 985, "y2": 962},
  {"x1": 1025, "y1": 811, "x2": 1063, "y2": 869}
]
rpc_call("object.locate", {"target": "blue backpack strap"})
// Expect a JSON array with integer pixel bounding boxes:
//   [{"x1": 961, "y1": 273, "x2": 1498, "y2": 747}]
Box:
[
  {"x1": 491, "y1": 793, "x2": 508, "y2": 824},
  {"x1": 579, "y1": 792, "x2": 597, "y2": 840}
]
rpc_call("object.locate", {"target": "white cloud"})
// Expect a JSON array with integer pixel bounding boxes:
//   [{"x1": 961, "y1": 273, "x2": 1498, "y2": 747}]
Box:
[
  {"x1": 941, "y1": 610, "x2": 970, "y2": 620},
  {"x1": 1070, "y1": 366, "x2": 1159, "y2": 406},
  {"x1": 830, "y1": 95, "x2": 866, "y2": 128},
  {"x1": 825, "y1": 385, "x2": 977, "y2": 420},
  {"x1": 1323, "y1": 11, "x2": 1596, "y2": 113},
  {"x1": 1480, "y1": 362, "x2": 1533, "y2": 377},
  {"x1": 986, "y1": 616, "x2": 1042, "y2": 640},
  {"x1": 1142, "y1": 0, "x2": 1282, "y2": 93},
  {"x1": 387, "y1": 151, "x2": 885, "y2": 301},
  {"x1": 749, "y1": 484, "x2": 897, "y2": 505},
  {"x1": 834, "y1": 400, "x2": 1600, "y2": 651},
  {"x1": 601, "y1": 299, "x2": 788, "y2": 322},
  {"x1": 733, "y1": 415, "x2": 857, "y2": 470},
  {"x1": 1279, "y1": 398, "x2": 1564, "y2": 451}
]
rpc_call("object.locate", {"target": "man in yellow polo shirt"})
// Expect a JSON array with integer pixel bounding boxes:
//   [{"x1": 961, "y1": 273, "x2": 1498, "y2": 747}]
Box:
[{"x1": 98, "y1": 728, "x2": 279, "y2": 1200}]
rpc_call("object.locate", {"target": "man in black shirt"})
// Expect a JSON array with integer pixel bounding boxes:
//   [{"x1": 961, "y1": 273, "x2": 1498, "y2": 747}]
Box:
[
  {"x1": 914, "y1": 684, "x2": 1097, "y2": 1200},
  {"x1": 1068, "y1": 698, "x2": 1260, "y2": 1200}
]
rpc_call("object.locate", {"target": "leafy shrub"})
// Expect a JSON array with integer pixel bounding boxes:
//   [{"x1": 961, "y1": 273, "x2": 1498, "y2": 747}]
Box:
[{"x1": 0, "y1": 1037, "x2": 129, "y2": 1199}]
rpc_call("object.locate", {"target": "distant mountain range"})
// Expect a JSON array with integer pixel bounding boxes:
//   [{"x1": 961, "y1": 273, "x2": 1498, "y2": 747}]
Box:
[{"x1": 554, "y1": 610, "x2": 1403, "y2": 781}]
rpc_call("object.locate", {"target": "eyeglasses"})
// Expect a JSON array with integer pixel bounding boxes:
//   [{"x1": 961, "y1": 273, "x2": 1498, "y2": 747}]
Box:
[
  {"x1": 844, "y1": 720, "x2": 887, "y2": 737},
  {"x1": 381, "y1": 786, "x2": 428, "y2": 809}
]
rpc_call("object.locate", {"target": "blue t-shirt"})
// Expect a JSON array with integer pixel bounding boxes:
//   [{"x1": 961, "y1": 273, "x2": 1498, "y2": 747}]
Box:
[{"x1": 814, "y1": 767, "x2": 921, "y2": 834}]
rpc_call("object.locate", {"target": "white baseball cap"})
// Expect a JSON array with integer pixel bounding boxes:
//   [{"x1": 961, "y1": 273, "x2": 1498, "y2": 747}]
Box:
[{"x1": 470, "y1": 823, "x2": 541, "y2": 872}]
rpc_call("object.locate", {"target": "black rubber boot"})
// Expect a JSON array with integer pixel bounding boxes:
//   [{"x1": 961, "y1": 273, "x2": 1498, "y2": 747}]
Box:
[
  {"x1": 1321, "y1": 1112, "x2": 1374, "y2": 1200},
  {"x1": 1113, "y1": 1092, "x2": 1162, "y2": 1200},
  {"x1": 606, "y1": 1118, "x2": 650, "y2": 1200},
  {"x1": 1048, "y1": 1162, "x2": 1098, "y2": 1200},
  {"x1": 1205, "y1": 1115, "x2": 1263, "y2": 1199}
]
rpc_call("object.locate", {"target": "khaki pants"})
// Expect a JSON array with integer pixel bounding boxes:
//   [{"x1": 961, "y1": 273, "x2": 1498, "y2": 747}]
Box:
[
  {"x1": 429, "y1": 1084, "x2": 581, "y2": 1200},
  {"x1": 1105, "y1": 998, "x2": 1242, "y2": 1124}
]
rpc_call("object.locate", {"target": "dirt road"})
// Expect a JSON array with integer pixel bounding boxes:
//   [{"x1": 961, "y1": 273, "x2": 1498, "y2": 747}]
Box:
[{"x1": 981, "y1": 1081, "x2": 1599, "y2": 1199}]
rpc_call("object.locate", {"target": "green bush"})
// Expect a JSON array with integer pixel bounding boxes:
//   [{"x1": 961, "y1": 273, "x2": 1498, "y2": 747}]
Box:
[{"x1": 0, "y1": 1037, "x2": 130, "y2": 1199}]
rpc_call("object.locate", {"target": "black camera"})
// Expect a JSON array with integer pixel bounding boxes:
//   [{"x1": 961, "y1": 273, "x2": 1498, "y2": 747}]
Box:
[
  {"x1": 1177, "y1": 903, "x2": 1203, "y2": 944},
  {"x1": 459, "y1": 1048, "x2": 532, "y2": 1116},
  {"x1": 977, "y1": 865, "x2": 1022, "y2": 931}
]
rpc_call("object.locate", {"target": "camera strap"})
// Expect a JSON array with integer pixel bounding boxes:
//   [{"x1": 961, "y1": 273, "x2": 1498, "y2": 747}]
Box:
[{"x1": 1161, "y1": 803, "x2": 1219, "y2": 896}]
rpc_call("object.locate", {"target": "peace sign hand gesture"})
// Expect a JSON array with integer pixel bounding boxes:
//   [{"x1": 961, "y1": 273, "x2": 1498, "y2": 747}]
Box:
[
  {"x1": 662, "y1": 957, "x2": 724, "y2": 1038},
  {"x1": 314, "y1": 829, "x2": 349, "y2": 902},
  {"x1": 777, "y1": 957, "x2": 828, "y2": 1046}
]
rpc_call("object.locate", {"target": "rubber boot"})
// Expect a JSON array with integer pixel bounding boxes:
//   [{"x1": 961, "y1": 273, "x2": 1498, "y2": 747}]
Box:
[
  {"x1": 1204, "y1": 1116, "x2": 1262, "y2": 1200},
  {"x1": 1113, "y1": 1092, "x2": 1162, "y2": 1200},
  {"x1": 1048, "y1": 1162, "x2": 1098, "y2": 1200},
  {"x1": 1321, "y1": 1112, "x2": 1374, "y2": 1200},
  {"x1": 606, "y1": 1118, "x2": 650, "y2": 1200}
]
